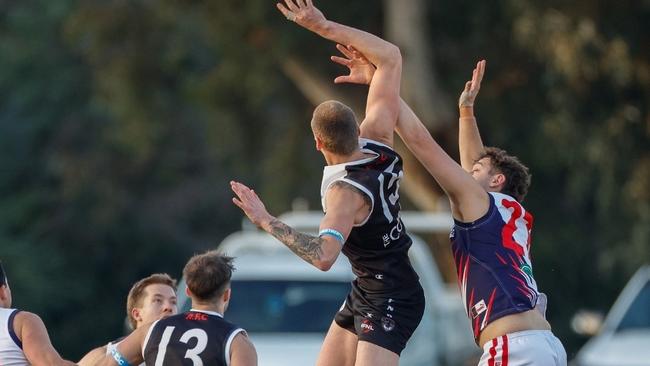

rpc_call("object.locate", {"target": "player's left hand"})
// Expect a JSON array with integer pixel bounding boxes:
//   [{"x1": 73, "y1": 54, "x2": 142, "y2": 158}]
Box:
[
  {"x1": 231, "y1": 181, "x2": 274, "y2": 228},
  {"x1": 330, "y1": 44, "x2": 376, "y2": 85},
  {"x1": 277, "y1": 0, "x2": 326, "y2": 32},
  {"x1": 458, "y1": 60, "x2": 486, "y2": 108}
]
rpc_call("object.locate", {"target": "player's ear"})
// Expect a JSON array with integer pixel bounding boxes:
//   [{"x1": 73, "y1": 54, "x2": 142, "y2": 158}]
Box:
[
  {"x1": 132, "y1": 307, "x2": 142, "y2": 325},
  {"x1": 185, "y1": 286, "x2": 192, "y2": 298},
  {"x1": 223, "y1": 287, "x2": 231, "y2": 303},
  {"x1": 314, "y1": 135, "x2": 323, "y2": 151},
  {"x1": 490, "y1": 173, "x2": 506, "y2": 189}
]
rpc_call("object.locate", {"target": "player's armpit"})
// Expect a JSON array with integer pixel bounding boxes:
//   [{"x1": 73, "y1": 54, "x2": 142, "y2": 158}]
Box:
[{"x1": 230, "y1": 333, "x2": 258, "y2": 366}]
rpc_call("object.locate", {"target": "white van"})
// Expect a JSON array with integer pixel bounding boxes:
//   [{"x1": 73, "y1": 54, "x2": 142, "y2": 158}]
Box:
[{"x1": 177, "y1": 210, "x2": 478, "y2": 366}]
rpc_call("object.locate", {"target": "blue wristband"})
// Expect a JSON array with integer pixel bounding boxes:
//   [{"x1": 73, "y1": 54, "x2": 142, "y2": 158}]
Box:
[
  {"x1": 319, "y1": 228, "x2": 345, "y2": 244},
  {"x1": 109, "y1": 346, "x2": 132, "y2": 366}
]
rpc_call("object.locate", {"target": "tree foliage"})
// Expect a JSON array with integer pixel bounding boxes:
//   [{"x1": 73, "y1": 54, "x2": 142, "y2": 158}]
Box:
[{"x1": 0, "y1": 0, "x2": 647, "y2": 359}]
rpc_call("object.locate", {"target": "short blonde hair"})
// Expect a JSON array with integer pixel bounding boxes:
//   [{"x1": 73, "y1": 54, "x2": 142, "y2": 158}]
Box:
[
  {"x1": 126, "y1": 273, "x2": 177, "y2": 329},
  {"x1": 311, "y1": 100, "x2": 359, "y2": 155}
]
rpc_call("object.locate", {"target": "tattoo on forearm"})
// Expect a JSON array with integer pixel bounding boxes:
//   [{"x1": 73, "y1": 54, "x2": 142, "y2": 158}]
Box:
[{"x1": 267, "y1": 219, "x2": 324, "y2": 265}]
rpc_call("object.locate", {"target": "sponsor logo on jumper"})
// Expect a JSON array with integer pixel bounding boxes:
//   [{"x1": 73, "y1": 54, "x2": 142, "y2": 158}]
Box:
[
  {"x1": 470, "y1": 300, "x2": 487, "y2": 319},
  {"x1": 375, "y1": 274, "x2": 384, "y2": 280},
  {"x1": 388, "y1": 219, "x2": 403, "y2": 242},
  {"x1": 382, "y1": 234, "x2": 390, "y2": 247}
]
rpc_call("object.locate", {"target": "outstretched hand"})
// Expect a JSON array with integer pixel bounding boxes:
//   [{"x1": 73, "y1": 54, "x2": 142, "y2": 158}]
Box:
[
  {"x1": 277, "y1": 0, "x2": 326, "y2": 32},
  {"x1": 330, "y1": 44, "x2": 376, "y2": 85},
  {"x1": 231, "y1": 181, "x2": 274, "y2": 228},
  {"x1": 458, "y1": 60, "x2": 486, "y2": 108}
]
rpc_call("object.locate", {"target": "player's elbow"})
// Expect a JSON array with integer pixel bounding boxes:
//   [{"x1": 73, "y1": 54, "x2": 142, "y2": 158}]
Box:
[
  {"x1": 377, "y1": 44, "x2": 402, "y2": 67},
  {"x1": 314, "y1": 259, "x2": 335, "y2": 272}
]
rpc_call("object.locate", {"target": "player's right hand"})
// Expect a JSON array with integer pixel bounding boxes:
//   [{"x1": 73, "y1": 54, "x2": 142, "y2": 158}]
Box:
[{"x1": 230, "y1": 181, "x2": 274, "y2": 228}]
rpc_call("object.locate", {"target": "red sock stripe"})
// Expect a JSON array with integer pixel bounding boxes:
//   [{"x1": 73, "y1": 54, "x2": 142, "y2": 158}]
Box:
[{"x1": 501, "y1": 335, "x2": 509, "y2": 366}]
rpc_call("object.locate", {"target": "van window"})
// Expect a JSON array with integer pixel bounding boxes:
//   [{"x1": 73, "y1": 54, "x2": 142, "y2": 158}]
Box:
[
  {"x1": 227, "y1": 280, "x2": 351, "y2": 333},
  {"x1": 616, "y1": 280, "x2": 650, "y2": 331}
]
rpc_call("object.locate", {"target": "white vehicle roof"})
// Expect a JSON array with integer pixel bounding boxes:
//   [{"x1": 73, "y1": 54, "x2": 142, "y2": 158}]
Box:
[{"x1": 218, "y1": 231, "x2": 354, "y2": 281}]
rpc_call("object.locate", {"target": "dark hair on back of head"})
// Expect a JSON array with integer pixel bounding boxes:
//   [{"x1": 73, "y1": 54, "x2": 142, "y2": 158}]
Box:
[
  {"x1": 478, "y1": 147, "x2": 531, "y2": 202},
  {"x1": 311, "y1": 100, "x2": 359, "y2": 155},
  {"x1": 183, "y1": 251, "x2": 235, "y2": 302},
  {"x1": 0, "y1": 261, "x2": 6, "y2": 286}
]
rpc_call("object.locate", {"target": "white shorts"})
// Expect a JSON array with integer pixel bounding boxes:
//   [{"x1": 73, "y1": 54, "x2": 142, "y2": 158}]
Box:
[{"x1": 478, "y1": 330, "x2": 567, "y2": 366}]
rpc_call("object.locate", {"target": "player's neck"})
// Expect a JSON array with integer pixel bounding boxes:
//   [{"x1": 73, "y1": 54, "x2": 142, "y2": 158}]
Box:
[
  {"x1": 324, "y1": 149, "x2": 366, "y2": 166},
  {"x1": 190, "y1": 302, "x2": 225, "y2": 315}
]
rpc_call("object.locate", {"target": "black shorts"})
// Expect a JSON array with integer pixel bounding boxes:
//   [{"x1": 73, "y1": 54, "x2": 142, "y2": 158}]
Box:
[{"x1": 334, "y1": 280, "x2": 425, "y2": 355}]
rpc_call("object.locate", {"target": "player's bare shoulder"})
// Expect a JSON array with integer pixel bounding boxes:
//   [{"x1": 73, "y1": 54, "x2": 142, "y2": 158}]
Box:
[{"x1": 328, "y1": 180, "x2": 372, "y2": 209}]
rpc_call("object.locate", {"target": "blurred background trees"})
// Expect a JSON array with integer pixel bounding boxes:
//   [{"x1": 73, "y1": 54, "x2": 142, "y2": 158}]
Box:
[{"x1": 0, "y1": 0, "x2": 648, "y2": 360}]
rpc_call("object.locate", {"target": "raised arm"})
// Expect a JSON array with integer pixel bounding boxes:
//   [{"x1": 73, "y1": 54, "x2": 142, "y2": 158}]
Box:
[
  {"x1": 231, "y1": 180, "x2": 365, "y2": 271},
  {"x1": 458, "y1": 60, "x2": 486, "y2": 171},
  {"x1": 329, "y1": 48, "x2": 489, "y2": 221},
  {"x1": 277, "y1": 0, "x2": 401, "y2": 146},
  {"x1": 395, "y1": 99, "x2": 489, "y2": 222},
  {"x1": 14, "y1": 312, "x2": 76, "y2": 366}
]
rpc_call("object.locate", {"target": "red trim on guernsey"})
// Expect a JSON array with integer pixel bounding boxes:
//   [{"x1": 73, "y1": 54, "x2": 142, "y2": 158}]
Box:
[
  {"x1": 502, "y1": 335, "x2": 509, "y2": 366},
  {"x1": 495, "y1": 252, "x2": 508, "y2": 265}
]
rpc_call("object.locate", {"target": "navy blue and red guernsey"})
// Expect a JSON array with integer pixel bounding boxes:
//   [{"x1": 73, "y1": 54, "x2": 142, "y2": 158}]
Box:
[
  {"x1": 320, "y1": 138, "x2": 420, "y2": 293},
  {"x1": 450, "y1": 192, "x2": 546, "y2": 341},
  {"x1": 143, "y1": 309, "x2": 244, "y2": 366}
]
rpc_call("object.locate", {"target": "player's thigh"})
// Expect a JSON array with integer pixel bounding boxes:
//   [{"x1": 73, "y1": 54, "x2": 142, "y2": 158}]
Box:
[
  {"x1": 316, "y1": 320, "x2": 358, "y2": 366},
  {"x1": 354, "y1": 340, "x2": 399, "y2": 366}
]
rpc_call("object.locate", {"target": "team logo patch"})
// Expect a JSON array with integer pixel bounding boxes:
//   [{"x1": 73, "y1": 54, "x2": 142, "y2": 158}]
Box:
[
  {"x1": 470, "y1": 300, "x2": 487, "y2": 319},
  {"x1": 381, "y1": 316, "x2": 395, "y2": 332},
  {"x1": 360, "y1": 319, "x2": 375, "y2": 334}
]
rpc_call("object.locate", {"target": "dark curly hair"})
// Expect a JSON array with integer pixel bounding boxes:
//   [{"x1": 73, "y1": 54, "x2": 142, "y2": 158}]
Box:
[{"x1": 477, "y1": 147, "x2": 531, "y2": 202}]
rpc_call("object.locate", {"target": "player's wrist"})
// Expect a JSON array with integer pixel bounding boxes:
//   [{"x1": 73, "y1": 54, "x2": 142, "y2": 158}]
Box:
[
  {"x1": 459, "y1": 106, "x2": 475, "y2": 119},
  {"x1": 311, "y1": 19, "x2": 332, "y2": 37},
  {"x1": 259, "y1": 215, "x2": 277, "y2": 232}
]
